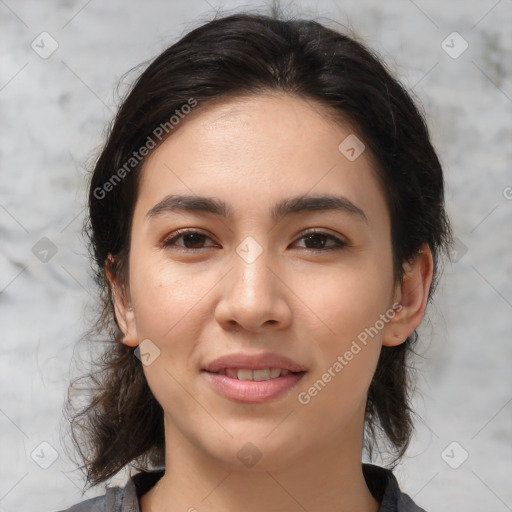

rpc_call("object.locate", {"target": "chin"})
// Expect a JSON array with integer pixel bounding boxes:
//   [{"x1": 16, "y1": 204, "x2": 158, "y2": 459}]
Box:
[{"x1": 202, "y1": 432, "x2": 307, "y2": 473}]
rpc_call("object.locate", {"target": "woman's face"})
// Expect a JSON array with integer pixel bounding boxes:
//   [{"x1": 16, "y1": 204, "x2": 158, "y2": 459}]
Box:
[{"x1": 118, "y1": 93, "x2": 408, "y2": 470}]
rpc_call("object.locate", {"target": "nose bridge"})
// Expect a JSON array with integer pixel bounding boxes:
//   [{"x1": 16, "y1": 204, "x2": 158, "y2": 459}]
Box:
[
  {"x1": 216, "y1": 237, "x2": 291, "y2": 331},
  {"x1": 231, "y1": 239, "x2": 274, "y2": 304}
]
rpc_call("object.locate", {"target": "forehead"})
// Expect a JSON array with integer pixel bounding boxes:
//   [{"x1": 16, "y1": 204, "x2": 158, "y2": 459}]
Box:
[
  {"x1": 182, "y1": 92, "x2": 357, "y2": 149},
  {"x1": 134, "y1": 93, "x2": 388, "y2": 228}
]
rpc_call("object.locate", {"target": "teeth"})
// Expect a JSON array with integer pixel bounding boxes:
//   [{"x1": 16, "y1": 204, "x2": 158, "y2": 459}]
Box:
[
  {"x1": 269, "y1": 368, "x2": 282, "y2": 378},
  {"x1": 237, "y1": 369, "x2": 254, "y2": 381},
  {"x1": 253, "y1": 369, "x2": 270, "y2": 381},
  {"x1": 223, "y1": 368, "x2": 291, "y2": 381}
]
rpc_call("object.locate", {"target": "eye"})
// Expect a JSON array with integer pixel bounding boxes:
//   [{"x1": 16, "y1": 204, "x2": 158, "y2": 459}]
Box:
[
  {"x1": 161, "y1": 229, "x2": 217, "y2": 250},
  {"x1": 293, "y1": 230, "x2": 348, "y2": 252},
  {"x1": 161, "y1": 229, "x2": 348, "y2": 252}
]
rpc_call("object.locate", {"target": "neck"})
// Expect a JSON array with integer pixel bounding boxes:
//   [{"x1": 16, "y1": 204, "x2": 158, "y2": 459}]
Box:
[{"x1": 141, "y1": 415, "x2": 379, "y2": 512}]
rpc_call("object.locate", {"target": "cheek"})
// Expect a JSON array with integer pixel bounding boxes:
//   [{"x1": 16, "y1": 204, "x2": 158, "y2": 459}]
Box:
[
  {"x1": 128, "y1": 253, "x2": 226, "y2": 386},
  {"x1": 295, "y1": 278, "x2": 387, "y2": 422},
  {"x1": 129, "y1": 256, "x2": 213, "y2": 421},
  {"x1": 295, "y1": 257, "x2": 393, "y2": 409},
  {"x1": 129, "y1": 252, "x2": 206, "y2": 338},
  {"x1": 311, "y1": 258, "x2": 394, "y2": 343}
]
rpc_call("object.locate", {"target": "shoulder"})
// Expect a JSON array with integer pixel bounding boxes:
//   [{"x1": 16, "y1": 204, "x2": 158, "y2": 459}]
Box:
[
  {"x1": 362, "y1": 463, "x2": 427, "y2": 512},
  {"x1": 54, "y1": 487, "x2": 122, "y2": 512},
  {"x1": 55, "y1": 470, "x2": 164, "y2": 512}
]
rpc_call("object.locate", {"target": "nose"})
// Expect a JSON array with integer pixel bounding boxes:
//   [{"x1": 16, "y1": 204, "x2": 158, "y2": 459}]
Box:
[{"x1": 214, "y1": 246, "x2": 293, "y2": 333}]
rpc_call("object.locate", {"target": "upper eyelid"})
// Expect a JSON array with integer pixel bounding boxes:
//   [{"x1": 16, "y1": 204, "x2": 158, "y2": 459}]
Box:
[{"x1": 163, "y1": 228, "x2": 215, "y2": 243}]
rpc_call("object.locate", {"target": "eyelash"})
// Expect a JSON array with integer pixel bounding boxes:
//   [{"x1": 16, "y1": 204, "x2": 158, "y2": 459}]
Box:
[{"x1": 161, "y1": 229, "x2": 348, "y2": 252}]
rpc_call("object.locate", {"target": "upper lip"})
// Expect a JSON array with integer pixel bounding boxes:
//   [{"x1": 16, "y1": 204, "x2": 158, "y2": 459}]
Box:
[{"x1": 202, "y1": 352, "x2": 307, "y2": 373}]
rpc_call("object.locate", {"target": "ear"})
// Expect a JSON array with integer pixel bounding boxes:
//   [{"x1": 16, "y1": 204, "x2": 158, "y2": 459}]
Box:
[
  {"x1": 105, "y1": 254, "x2": 139, "y2": 347},
  {"x1": 382, "y1": 243, "x2": 434, "y2": 347}
]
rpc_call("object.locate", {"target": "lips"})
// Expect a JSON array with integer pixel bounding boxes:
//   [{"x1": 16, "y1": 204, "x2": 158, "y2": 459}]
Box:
[
  {"x1": 219, "y1": 368, "x2": 291, "y2": 380},
  {"x1": 201, "y1": 352, "x2": 307, "y2": 403},
  {"x1": 202, "y1": 352, "x2": 307, "y2": 373}
]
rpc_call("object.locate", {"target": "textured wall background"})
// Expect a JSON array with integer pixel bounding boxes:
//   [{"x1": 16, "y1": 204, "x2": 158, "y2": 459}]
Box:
[{"x1": 1, "y1": 1, "x2": 511, "y2": 511}]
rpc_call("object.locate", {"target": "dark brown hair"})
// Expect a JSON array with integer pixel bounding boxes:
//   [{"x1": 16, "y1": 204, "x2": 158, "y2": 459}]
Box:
[{"x1": 67, "y1": 9, "x2": 453, "y2": 488}]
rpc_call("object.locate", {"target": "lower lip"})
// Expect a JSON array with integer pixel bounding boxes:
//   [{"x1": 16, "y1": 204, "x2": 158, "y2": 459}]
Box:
[{"x1": 202, "y1": 371, "x2": 306, "y2": 403}]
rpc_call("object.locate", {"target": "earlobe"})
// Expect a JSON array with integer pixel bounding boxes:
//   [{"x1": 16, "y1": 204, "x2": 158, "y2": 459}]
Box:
[
  {"x1": 382, "y1": 244, "x2": 434, "y2": 347},
  {"x1": 105, "y1": 255, "x2": 139, "y2": 347}
]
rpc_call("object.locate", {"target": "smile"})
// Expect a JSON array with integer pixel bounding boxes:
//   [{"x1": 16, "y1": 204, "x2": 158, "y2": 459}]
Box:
[
  {"x1": 211, "y1": 368, "x2": 292, "y2": 380},
  {"x1": 202, "y1": 369, "x2": 306, "y2": 403}
]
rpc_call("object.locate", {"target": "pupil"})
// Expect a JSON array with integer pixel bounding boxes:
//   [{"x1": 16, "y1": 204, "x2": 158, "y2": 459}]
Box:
[
  {"x1": 184, "y1": 233, "x2": 204, "y2": 248},
  {"x1": 305, "y1": 234, "x2": 325, "y2": 249}
]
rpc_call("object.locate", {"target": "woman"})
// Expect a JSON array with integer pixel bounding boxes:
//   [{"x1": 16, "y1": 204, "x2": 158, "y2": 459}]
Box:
[{"x1": 61, "y1": 10, "x2": 452, "y2": 512}]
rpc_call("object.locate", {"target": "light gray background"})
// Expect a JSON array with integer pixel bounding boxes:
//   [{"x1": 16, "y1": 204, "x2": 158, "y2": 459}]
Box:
[{"x1": 1, "y1": 1, "x2": 511, "y2": 511}]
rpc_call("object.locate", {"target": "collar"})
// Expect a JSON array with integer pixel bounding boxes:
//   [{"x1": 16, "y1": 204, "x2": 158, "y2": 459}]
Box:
[{"x1": 113, "y1": 463, "x2": 426, "y2": 512}]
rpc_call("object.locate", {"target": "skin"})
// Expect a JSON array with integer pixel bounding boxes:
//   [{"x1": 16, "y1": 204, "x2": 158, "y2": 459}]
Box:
[{"x1": 108, "y1": 93, "x2": 433, "y2": 512}]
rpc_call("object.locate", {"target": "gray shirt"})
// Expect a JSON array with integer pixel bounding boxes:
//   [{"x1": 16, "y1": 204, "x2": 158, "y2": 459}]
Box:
[{"x1": 57, "y1": 464, "x2": 426, "y2": 512}]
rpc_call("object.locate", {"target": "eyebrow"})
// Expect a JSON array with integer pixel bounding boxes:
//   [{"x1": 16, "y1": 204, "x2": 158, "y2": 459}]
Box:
[{"x1": 145, "y1": 193, "x2": 368, "y2": 223}]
